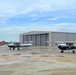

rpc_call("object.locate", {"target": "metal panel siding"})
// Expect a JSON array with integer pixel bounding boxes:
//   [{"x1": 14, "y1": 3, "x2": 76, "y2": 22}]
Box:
[
  {"x1": 35, "y1": 35, "x2": 37, "y2": 46},
  {"x1": 46, "y1": 34, "x2": 49, "y2": 41},
  {"x1": 25, "y1": 35, "x2": 28, "y2": 41},
  {"x1": 40, "y1": 34, "x2": 42, "y2": 46},
  {"x1": 37, "y1": 35, "x2": 40, "y2": 46},
  {"x1": 46, "y1": 34, "x2": 49, "y2": 46},
  {"x1": 23, "y1": 35, "x2": 28, "y2": 43},
  {"x1": 49, "y1": 33, "x2": 52, "y2": 46},
  {"x1": 35, "y1": 34, "x2": 49, "y2": 46},
  {"x1": 23, "y1": 35, "x2": 25, "y2": 41},
  {"x1": 32, "y1": 35, "x2": 36, "y2": 46},
  {"x1": 52, "y1": 32, "x2": 67, "y2": 41},
  {"x1": 41, "y1": 34, "x2": 46, "y2": 46},
  {"x1": 19, "y1": 34, "x2": 23, "y2": 42},
  {"x1": 68, "y1": 33, "x2": 76, "y2": 41},
  {"x1": 28, "y1": 35, "x2": 31, "y2": 41},
  {"x1": 22, "y1": 31, "x2": 50, "y2": 35},
  {"x1": 31, "y1": 35, "x2": 33, "y2": 41},
  {"x1": 52, "y1": 32, "x2": 67, "y2": 46}
]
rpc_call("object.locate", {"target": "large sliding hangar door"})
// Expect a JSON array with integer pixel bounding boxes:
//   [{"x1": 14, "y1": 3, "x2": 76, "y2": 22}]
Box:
[{"x1": 22, "y1": 34, "x2": 49, "y2": 46}]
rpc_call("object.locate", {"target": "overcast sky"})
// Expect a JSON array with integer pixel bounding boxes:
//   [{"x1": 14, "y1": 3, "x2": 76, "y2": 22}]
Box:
[{"x1": 0, "y1": 0, "x2": 76, "y2": 41}]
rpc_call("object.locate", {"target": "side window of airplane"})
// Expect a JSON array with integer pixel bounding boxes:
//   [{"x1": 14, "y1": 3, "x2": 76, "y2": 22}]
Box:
[
  {"x1": 66, "y1": 43, "x2": 73, "y2": 46},
  {"x1": 70, "y1": 43, "x2": 73, "y2": 45},
  {"x1": 66, "y1": 43, "x2": 69, "y2": 45}
]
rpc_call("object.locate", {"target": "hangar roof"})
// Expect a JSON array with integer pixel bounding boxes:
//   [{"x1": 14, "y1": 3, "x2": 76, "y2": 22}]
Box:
[
  {"x1": 20, "y1": 31, "x2": 76, "y2": 35},
  {"x1": 21, "y1": 31, "x2": 50, "y2": 35}
]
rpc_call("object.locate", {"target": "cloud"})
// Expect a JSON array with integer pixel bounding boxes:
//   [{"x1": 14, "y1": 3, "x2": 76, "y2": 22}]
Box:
[
  {"x1": 0, "y1": 0, "x2": 76, "y2": 41},
  {"x1": 0, "y1": 0, "x2": 76, "y2": 24},
  {"x1": 56, "y1": 23, "x2": 76, "y2": 32},
  {"x1": 46, "y1": 16, "x2": 64, "y2": 21},
  {"x1": 0, "y1": 23, "x2": 76, "y2": 34}
]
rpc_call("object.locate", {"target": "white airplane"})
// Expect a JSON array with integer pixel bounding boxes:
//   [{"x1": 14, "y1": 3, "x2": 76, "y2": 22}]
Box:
[
  {"x1": 55, "y1": 41, "x2": 76, "y2": 53},
  {"x1": 46, "y1": 41, "x2": 76, "y2": 53},
  {"x1": 8, "y1": 41, "x2": 33, "y2": 50}
]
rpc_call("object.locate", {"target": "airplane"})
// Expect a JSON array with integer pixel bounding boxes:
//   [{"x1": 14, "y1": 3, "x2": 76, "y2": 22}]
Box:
[
  {"x1": 8, "y1": 41, "x2": 33, "y2": 50},
  {"x1": 0, "y1": 41, "x2": 4, "y2": 46},
  {"x1": 46, "y1": 41, "x2": 76, "y2": 53},
  {"x1": 55, "y1": 41, "x2": 76, "y2": 53}
]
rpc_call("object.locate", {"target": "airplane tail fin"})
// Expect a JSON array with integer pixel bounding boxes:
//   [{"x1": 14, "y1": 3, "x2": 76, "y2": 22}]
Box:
[
  {"x1": 0, "y1": 41, "x2": 4, "y2": 45},
  {"x1": 28, "y1": 41, "x2": 33, "y2": 45},
  {"x1": 2, "y1": 41, "x2": 4, "y2": 44}
]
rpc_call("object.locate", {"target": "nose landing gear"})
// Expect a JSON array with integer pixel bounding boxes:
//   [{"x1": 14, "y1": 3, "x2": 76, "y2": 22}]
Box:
[
  {"x1": 72, "y1": 50, "x2": 75, "y2": 53},
  {"x1": 61, "y1": 50, "x2": 64, "y2": 53}
]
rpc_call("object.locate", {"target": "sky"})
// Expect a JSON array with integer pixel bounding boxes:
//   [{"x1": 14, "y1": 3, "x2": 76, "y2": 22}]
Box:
[{"x1": 0, "y1": 0, "x2": 76, "y2": 41}]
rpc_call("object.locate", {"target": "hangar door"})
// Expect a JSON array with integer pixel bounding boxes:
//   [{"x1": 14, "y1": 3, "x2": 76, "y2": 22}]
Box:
[
  {"x1": 33, "y1": 34, "x2": 49, "y2": 46},
  {"x1": 23, "y1": 34, "x2": 49, "y2": 46}
]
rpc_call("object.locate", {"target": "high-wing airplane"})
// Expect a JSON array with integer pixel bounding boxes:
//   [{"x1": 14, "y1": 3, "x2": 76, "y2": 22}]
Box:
[
  {"x1": 0, "y1": 41, "x2": 4, "y2": 45},
  {"x1": 55, "y1": 41, "x2": 76, "y2": 53},
  {"x1": 46, "y1": 41, "x2": 76, "y2": 53},
  {"x1": 8, "y1": 41, "x2": 33, "y2": 50}
]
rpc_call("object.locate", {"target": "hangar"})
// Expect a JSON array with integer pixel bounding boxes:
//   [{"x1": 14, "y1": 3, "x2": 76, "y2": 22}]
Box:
[{"x1": 19, "y1": 31, "x2": 76, "y2": 47}]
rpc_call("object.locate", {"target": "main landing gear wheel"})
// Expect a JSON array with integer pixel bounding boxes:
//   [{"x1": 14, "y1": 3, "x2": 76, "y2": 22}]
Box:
[
  {"x1": 10, "y1": 48, "x2": 11, "y2": 50},
  {"x1": 13, "y1": 47, "x2": 15, "y2": 50},
  {"x1": 72, "y1": 50, "x2": 75, "y2": 53},
  {"x1": 17, "y1": 48, "x2": 19, "y2": 50},
  {"x1": 61, "y1": 50, "x2": 64, "y2": 53}
]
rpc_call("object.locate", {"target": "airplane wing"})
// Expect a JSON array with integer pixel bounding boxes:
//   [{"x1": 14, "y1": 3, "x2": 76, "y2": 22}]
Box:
[{"x1": 20, "y1": 43, "x2": 32, "y2": 47}]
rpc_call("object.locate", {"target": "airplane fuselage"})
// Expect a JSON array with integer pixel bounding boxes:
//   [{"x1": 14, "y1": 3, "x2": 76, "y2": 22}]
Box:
[
  {"x1": 58, "y1": 45, "x2": 76, "y2": 50},
  {"x1": 8, "y1": 43, "x2": 32, "y2": 50},
  {"x1": 58, "y1": 44, "x2": 76, "y2": 53}
]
